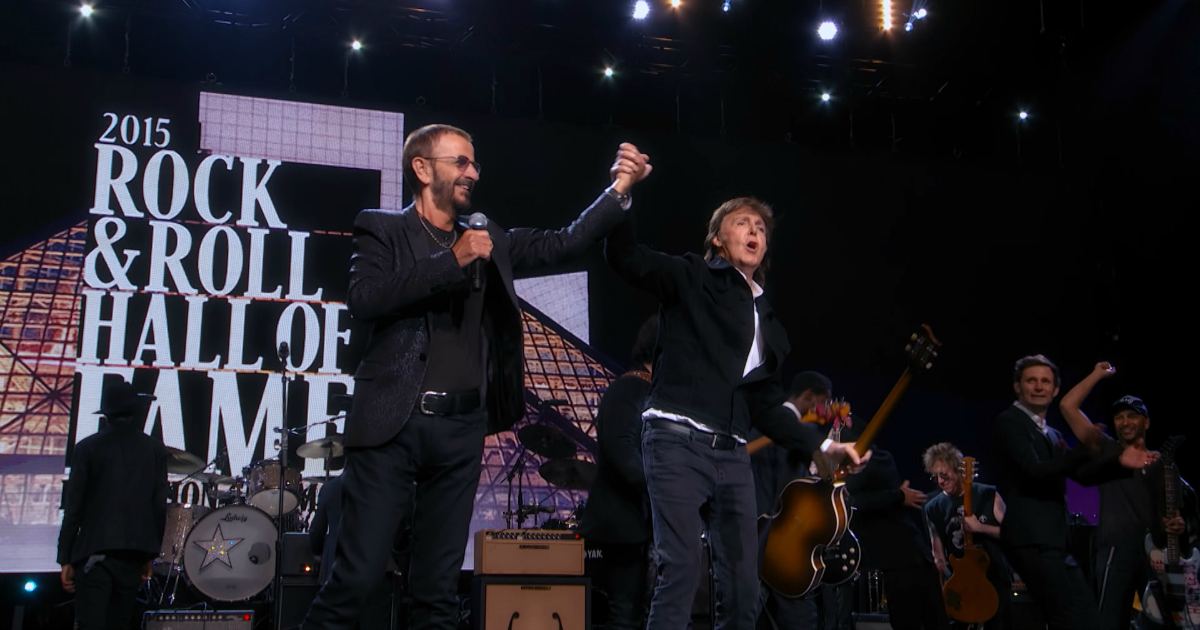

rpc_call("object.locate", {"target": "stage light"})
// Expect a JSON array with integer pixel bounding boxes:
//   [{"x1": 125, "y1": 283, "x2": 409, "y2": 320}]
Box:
[
  {"x1": 1019, "y1": 110, "x2": 1028, "y2": 120},
  {"x1": 818, "y1": 21, "x2": 838, "y2": 40},
  {"x1": 79, "y1": 4, "x2": 94, "y2": 17},
  {"x1": 882, "y1": 0, "x2": 892, "y2": 29},
  {"x1": 671, "y1": 0, "x2": 681, "y2": 7},
  {"x1": 604, "y1": 67, "x2": 614, "y2": 77},
  {"x1": 821, "y1": 93, "x2": 831, "y2": 102},
  {"x1": 905, "y1": 21, "x2": 913, "y2": 31},
  {"x1": 351, "y1": 40, "x2": 362, "y2": 51},
  {"x1": 23, "y1": 581, "x2": 36, "y2": 593},
  {"x1": 633, "y1": 0, "x2": 650, "y2": 19},
  {"x1": 722, "y1": 1, "x2": 731, "y2": 12}
]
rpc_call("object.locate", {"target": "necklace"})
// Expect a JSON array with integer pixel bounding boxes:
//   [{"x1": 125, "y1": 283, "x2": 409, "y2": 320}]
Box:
[{"x1": 418, "y1": 212, "x2": 458, "y2": 249}]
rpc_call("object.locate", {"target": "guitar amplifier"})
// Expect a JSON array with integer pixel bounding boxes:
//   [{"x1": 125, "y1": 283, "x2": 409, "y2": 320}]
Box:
[
  {"x1": 473, "y1": 529, "x2": 585, "y2": 576},
  {"x1": 143, "y1": 610, "x2": 253, "y2": 629},
  {"x1": 471, "y1": 576, "x2": 590, "y2": 630}
]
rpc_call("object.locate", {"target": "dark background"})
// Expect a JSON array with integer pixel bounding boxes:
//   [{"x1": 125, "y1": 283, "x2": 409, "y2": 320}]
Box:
[{"x1": 2, "y1": 0, "x2": 1196, "y2": 518}]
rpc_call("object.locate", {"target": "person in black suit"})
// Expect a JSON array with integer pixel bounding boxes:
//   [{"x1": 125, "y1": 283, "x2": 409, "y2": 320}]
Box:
[
  {"x1": 300, "y1": 124, "x2": 652, "y2": 630},
  {"x1": 989, "y1": 354, "x2": 1152, "y2": 630},
  {"x1": 605, "y1": 197, "x2": 865, "y2": 629},
  {"x1": 58, "y1": 380, "x2": 168, "y2": 630},
  {"x1": 579, "y1": 315, "x2": 658, "y2": 630},
  {"x1": 839, "y1": 422, "x2": 947, "y2": 630}
]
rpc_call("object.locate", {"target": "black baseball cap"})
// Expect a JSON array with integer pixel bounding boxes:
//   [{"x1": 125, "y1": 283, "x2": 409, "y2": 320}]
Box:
[{"x1": 1111, "y1": 395, "x2": 1149, "y2": 418}]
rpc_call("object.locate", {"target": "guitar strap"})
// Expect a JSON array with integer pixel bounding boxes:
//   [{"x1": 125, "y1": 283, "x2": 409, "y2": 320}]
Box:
[{"x1": 1097, "y1": 546, "x2": 1116, "y2": 609}]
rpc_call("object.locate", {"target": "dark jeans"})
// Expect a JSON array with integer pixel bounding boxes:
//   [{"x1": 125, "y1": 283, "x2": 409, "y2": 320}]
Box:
[
  {"x1": 642, "y1": 422, "x2": 758, "y2": 630},
  {"x1": 593, "y1": 542, "x2": 651, "y2": 630},
  {"x1": 1005, "y1": 545, "x2": 1100, "y2": 630},
  {"x1": 883, "y1": 563, "x2": 950, "y2": 630},
  {"x1": 1095, "y1": 536, "x2": 1153, "y2": 630},
  {"x1": 819, "y1": 581, "x2": 854, "y2": 630},
  {"x1": 758, "y1": 582, "x2": 819, "y2": 630},
  {"x1": 302, "y1": 408, "x2": 487, "y2": 630},
  {"x1": 72, "y1": 554, "x2": 143, "y2": 630}
]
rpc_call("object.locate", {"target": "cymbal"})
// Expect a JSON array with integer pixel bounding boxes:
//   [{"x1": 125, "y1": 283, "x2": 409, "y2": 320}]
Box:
[
  {"x1": 296, "y1": 435, "x2": 345, "y2": 459},
  {"x1": 165, "y1": 446, "x2": 205, "y2": 474},
  {"x1": 537, "y1": 459, "x2": 596, "y2": 490},
  {"x1": 518, "y1": 425, "x2": 576, "y2": 459},
  {"x1": 191, "y1": 472, "x2": 235, "y2": 485}
]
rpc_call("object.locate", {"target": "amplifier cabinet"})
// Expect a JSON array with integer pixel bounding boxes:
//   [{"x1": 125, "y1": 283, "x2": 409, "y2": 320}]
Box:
[
  {"x1": 143, "y1": 610, "x2": 253, "y2": 629},
  {"x1": 471, "y1": 576, "x2": 589, "y2": 630},
  {"x1": 473, "y1": 529, "x2": 585, "y2": 576}
]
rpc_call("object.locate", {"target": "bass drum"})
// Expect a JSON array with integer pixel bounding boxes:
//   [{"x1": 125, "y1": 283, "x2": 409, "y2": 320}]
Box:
[{"x1": 183, "y1": 505, "x2": 277, "y2": 601}]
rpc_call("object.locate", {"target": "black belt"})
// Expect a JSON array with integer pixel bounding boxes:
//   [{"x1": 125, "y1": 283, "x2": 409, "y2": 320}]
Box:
[
  {"x1": 417, "y1": 389, "x2": 482, "y2": 415},
  {"x1": 646, "y1": 418, "x2": 741, "y2": 450}
]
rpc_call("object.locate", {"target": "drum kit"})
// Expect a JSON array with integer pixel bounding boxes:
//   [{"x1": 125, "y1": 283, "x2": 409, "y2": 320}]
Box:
[
  {"x1": 504, "y1": 422, "x2": 597, "y2": 531},
  {"x1": 150, "y1": 431, "x2": 346, "y2": 606}
]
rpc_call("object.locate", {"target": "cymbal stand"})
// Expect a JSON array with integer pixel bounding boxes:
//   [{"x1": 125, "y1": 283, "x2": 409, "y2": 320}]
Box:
[{"x1": 503, "y1": 449, "x2": 530, "y2": 529}]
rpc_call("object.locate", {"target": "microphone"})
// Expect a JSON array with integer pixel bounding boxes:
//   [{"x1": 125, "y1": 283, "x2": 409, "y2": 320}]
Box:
[
  {"x1": 468, "y1": 212, "x2": 488, "y2": 292},
  {"x1": 278, "y1": 341, "x2": 289, "y2": 363}
]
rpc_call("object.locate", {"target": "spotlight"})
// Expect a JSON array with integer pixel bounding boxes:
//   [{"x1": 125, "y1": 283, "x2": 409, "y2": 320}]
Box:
[
  {"x1": 821, "y1": 93, "x2": 831, "y2": 102},
  {"x1": 1019, "y1": 111, "x2": 1028, "y2": 120},
  {"x1": 671, "y1": 0, "x2": 681, "y2": 7},
  {"x1": 351, "y1": 40, "x2": 362, "y2": 51},
  {"x1": 722, "y1": 1, "x2": 731, "y2": 12},
  {"x1": 916, "y1": 8, "x2": 927, "y2": 18},
  {"x1": 882, "y1": 0, "x2": 892, "y2": 29},
  {"x1": 818, "y1": 21, "x2": 838, "y2": 40},
  {"x1": 633, "y1": 0, "x2": 650, "y2": 19},
  {"x1": 904, "y1": 21, "x2": 913, "y2": 31},
  {"x1": 79, "y1": 4, "x2": 93, "y2": 17},
  {"x1": 604, "y1": 67, "x2": 614, "y2": 78},
  {"x1": 24, "y1": 581, "x2": 36, "y2": 593}
]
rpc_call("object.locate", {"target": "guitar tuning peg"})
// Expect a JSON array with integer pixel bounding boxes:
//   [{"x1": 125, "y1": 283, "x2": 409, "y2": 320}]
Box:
[
  {"x1": 925, "y1": 362, "x2": 933, "y2": 369},
  {"x1": 910, "y1": 333, "x2": 918, "y2": 340}
]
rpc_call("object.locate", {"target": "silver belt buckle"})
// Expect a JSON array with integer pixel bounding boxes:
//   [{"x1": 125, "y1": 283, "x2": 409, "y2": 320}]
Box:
[{"x1": 419, "y1": 391, "x2": 446, "y2": 415}]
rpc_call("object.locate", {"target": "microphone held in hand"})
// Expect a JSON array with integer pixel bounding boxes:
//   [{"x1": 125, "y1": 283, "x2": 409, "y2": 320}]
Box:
[{"x1": 468, "y1": 212, "x2": 489, "y2": 291}]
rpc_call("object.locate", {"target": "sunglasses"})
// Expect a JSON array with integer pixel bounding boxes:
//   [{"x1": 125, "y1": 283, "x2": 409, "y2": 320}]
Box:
[
  {"x1": 422, "y1": 155, "x2": 481, "y2": 175},
  {"x1": 929, "y1": 472, "x2": 955, "y2": 482}
]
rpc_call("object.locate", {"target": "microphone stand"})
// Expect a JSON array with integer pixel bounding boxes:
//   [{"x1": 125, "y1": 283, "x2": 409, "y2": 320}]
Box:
[{"x1": 274, "y1": 342, "x2": 290, "y2": 630}]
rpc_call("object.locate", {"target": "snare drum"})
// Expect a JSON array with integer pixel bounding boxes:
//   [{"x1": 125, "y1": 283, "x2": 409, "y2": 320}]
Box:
[
  {"x1": 154, "y1": 503, "x2": 211, "y2": 574},
  {"x1": 182, "y1": 504, "x2": 278, "y2": 601},
  {"x1": 244, "y1": 460, "x2": 302, "y2": 516}
]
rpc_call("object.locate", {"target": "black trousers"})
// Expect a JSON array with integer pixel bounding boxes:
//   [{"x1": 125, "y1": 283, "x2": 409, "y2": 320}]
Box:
[
  {"x1": 1095, "y1": 536, "x2": 1153, "y2": 630},
  {"x1": 72, "y1": 555, "x2": 143, "y2": 630},
  {"x1": 593, "y1": 542, "x2": 651, "y2": 630},
  {"x1": 883, "y1": 563, "x2": 951, "y2": 630},
  {"x1": 302, "y1": 408, "x2": 487, "y2": 630},
  {"x1": 818, "y1": 580, "x2": 854, "y2": 630},
  {"x1": 1005, "y1": 545, "x2": 1100, "y2": 630},
  {"x1": 642, "y1": 422, "x2": 759, "y2": 630},
  {"x1": 757, "y1": 582, "x2": 819, "y2": 630}
]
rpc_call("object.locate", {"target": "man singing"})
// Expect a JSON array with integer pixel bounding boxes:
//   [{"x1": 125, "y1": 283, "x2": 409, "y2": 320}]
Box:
[
  {"x1": 301, "y1": 124, "x2": 651, "y2": 630},
  {"x1": 605, "y1": 196, "x2": 865, "y2": 629}
]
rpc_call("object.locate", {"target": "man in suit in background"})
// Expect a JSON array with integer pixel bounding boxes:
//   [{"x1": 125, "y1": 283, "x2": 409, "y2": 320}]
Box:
[
  {"x1": 989, "y1": 354, "x2": 1152, "y2": 630},
  {"x1": 301, "y1": 124, "x2": 651, "y2": 630},
  {"x1": 58, "y1": 380, "x2": 168, "y2": 630},
  {"x1": 580, "y1": 315, "x2": 658, "y2": 630}
]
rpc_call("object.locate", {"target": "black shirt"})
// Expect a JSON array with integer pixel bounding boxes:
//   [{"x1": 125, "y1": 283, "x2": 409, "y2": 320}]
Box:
[
  {"x1": 1096, "y1": 467, "x2": 1156, "y2": 547},
  {"x1": 580, "y1": 371, "x2": 654, "y2": 544},
  {"x1": 57, "y1": 421, "x2": 169, "y2": 565},
  {"x1": 924, "y1": 483, "x2": 1013, "y2": 587},
  {"x1": 419, "y1": 222, "x2": 486, "y2": 393}
]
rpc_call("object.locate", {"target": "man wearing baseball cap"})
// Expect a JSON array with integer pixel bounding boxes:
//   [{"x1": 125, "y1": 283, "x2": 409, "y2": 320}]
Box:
[
  {"x1": 1059, "y1": 363, "x2": 1195, "y2": 630},
  {"x1": 57, "y1": 379, "x2": 168, "y2": 630}
]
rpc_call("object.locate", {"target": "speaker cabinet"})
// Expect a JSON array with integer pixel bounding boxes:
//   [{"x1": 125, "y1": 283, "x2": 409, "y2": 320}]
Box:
[{"x1": 471, "y1": 576, "x2": 590, "y2": 630}]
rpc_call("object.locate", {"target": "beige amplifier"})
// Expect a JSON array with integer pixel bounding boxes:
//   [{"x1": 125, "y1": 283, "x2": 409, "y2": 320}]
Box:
[{"x1": 473, "y1": 529, "x2": 585, "y2": 576}]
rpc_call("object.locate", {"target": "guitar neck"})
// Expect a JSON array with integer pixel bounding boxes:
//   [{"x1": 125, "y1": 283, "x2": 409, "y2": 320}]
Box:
[
  {"x1": 962, "y1": 470, "x2": 975, "y2": 548},
  {"x1": 850, "y1": 370, "x2": 914, "y2": 458},
  {"x1": 1165, "y1": 464, "x2": 1180, "y2": 564}
]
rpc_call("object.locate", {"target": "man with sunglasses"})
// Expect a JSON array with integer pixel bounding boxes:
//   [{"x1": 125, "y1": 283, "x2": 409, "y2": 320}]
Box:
[{"x1": 300, "y1": 124, "x2": 651, "y2": 630}]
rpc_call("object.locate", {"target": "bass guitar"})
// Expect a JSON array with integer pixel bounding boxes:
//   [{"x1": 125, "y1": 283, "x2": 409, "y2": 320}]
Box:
[
  {"x1": 1142, "y1": 436, "x2": 1200, "y2": 629},
  {"x1": 758, "y1": 325, "x2": 941, "y2": 598},
  {"x1": 942, "y1": 456, "x2": 999, "y2": 624}
]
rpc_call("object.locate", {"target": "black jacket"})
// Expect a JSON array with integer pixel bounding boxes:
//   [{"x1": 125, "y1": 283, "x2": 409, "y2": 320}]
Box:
[
  {"x1": 845, "y1": 449, "x2": 934, "y2": 571},
  {"x1": 603, "y1": 221, "x2": 822, "y2": 453},
  {"x1": 580, "y1": 371, "x2": 653, "y2": 545},
  {"x1": 989, "y1": 404, "x2": 1122, "y2": 550},
  {"x1": 57, "y1": 423, "x2": 169, "y2": 566},
  {"x1": 345, "y1": 194, "x2": 625, "y2": 447}
]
